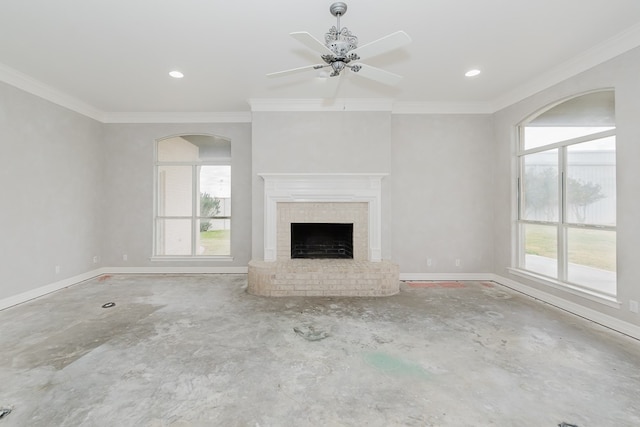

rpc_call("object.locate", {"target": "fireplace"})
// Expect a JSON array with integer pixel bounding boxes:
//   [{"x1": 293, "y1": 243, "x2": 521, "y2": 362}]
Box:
[
  {"x1": 291, "y1": 223, "x2": 354, "y2": 259},
  {"x1": 247, "y1": 173, "x2": 399, "y2": 297},
  {"x1": 278, "y1": 202, "x2": 367, "y2": 261},
  {"x1": 258, "y1": 173, "x2": 385, "y2": 262}
]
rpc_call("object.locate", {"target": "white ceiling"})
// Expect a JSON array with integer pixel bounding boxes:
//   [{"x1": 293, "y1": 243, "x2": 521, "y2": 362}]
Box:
[{"x1": 2, "y1": 0, "x2": 640, "y2": 119}]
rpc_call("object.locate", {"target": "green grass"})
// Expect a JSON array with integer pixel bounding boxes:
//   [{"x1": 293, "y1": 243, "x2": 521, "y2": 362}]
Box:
[
  {"x1": 524, "y1": 224, "x2": 557, "y2": 258},
  {"x1": 567, "y1": 228, "x2": 616, "y2": 272},
  {"x1": 525, "y1": 224, "x2": 615, "y2": 271},
  {"x1": 199, "y1": 230, "x2": 230, "y2": 255}
]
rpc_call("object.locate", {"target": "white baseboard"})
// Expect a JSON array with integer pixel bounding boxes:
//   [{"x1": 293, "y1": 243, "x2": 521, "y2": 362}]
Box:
[
  {"x1": 100, "y1": 266, "x2": 249, "y2": 274},
  {"x1": 0, "y1": 266, "x2": 249, "y2": 311},
  {"x1": 491, "y1": 274, "x2": 640, "y2": 340},
  {"x1": 399, "y1": 273, "x2": 494, "y2": 281},
  {"x1": 0, "y1": 268, "x2": 105, "y2": 311}
]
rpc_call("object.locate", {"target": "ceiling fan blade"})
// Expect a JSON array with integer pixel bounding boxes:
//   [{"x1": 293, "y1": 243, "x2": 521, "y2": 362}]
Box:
[
  {"x1": 290, "y1": 31, "x2": 334, "y2": 55},
  {"x1": 353, "y1": 64, "x2": 403, "y2": 86},
  {"x1": 267, "y1": 64, "x2": 324, "y2": 78},
  {"x1": 351, "y1": 30, "x2": 411, "y2": 59}
]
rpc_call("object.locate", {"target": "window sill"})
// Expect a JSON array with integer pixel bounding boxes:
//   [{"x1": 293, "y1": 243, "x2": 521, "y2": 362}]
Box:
[
  {"x1": 150, "y1": 256, "x2": 234, "y2": 262},
  {"x1": 506, "y1": 268, "x2": 620, "y2": 309}
]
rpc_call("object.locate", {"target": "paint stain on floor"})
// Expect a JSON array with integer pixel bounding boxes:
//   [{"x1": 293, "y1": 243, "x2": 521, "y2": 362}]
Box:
[{"x1": 364, "y1": 352, "x2": 430, "y2": 378}]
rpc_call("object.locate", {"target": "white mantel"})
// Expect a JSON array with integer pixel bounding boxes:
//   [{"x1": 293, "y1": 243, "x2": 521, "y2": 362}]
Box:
[{"x1": 259, "y1": 173, "x2": 388, "y2": 262}]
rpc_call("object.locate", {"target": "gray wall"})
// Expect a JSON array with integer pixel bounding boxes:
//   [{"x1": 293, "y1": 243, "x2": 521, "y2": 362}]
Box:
[
  {"x1": 251, "y1": 111, "x2": 392, "y2": 260},
  {"x1": 250, "y1": 111, "x2": 495, "y2": 275},
  {"x1": 493, "y1": 46, "x2": 640, "y2": 325},
  {"x1": 391, "y1": 114, "x2": 495, "y2": 273},
  {"x1": 101, "y1": 123, "x2": 252, "y2": 268},
  {"x1": 0, "y1": 82, "x2": 252, "y2": 303},
  {"x1": 0, "y1": 81, "x2": 103, "y2": 297}
]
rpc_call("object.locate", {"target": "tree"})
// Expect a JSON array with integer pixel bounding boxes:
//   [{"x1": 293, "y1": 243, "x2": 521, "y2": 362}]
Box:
[
  {"x1": 524, "y1": 167, "x2": 606, "y2": 223},
  {"x1": 567, "y1": 178, "x2": 606, "y2": 223},
  {"x1": 200, "y1": 192, "x2": 221, "y2": 232},
  {"x1": 524, "y1": 167, "x2": 558, "y2": 220}
]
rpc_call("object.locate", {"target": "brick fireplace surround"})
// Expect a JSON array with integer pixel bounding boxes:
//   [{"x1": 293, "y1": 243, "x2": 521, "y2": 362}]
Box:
[{"x1": 248, "y1": 174, "x2": 399, "y2": 297}]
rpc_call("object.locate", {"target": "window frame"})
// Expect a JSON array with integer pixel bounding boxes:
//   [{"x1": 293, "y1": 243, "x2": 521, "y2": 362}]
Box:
[
  {"x1": 514, "y1": 110, "x2": 617, "y2": 302},
  {"x1": 152, "y1": 136, "x2": 232, "y2": 261}
]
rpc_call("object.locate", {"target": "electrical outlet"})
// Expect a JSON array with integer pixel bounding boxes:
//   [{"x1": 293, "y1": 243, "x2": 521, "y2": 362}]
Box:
[
  {"x1": 455, "y1": 259, "x2": 461, "y2": 267},
  {"x1": 427, "y1": 258, "x2": 432, "y2": 267},
  {"x1": 55, "y1": 265, "x2": 60, "y2": 274},
  {"x1": 123, "y1": 254, "x2": 128, "y2": 261},
  {"x1": 630, "y1": 300, "x2": 639, "y2": 313},
  {"x1": 93, "y1": 256, "x2": 99, "y2": 264}
]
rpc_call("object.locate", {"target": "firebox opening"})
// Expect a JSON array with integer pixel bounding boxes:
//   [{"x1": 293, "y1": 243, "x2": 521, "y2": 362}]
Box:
[{"x1": 291, "y1": 223, "x2": 354, "y2": 259}]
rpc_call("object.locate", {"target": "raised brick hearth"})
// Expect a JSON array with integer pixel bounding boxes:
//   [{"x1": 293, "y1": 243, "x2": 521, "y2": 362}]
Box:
[
  {"x1": 248, "y1": 173, "x2": 400, "y2": 297},
  {"x1": 248, "y1": 259, "x2": 399, "y2": 297}
]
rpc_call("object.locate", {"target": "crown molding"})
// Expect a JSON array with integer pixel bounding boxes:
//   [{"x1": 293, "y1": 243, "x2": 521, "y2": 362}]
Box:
[
  {"x1": 249, "y1": 98, "x2": 395, "y2": 112},
  {"x1": 491, "y1": 22, "x2": 640, "y2": 112},
  {"x1": 102, "y1": 111, "x2": 252, "y2": 123},
  {"x1": 248, "y1": 98, "x2": 494, "y2": 114},
  {"x1": 392, "y1": 101, "x2": 493, "y2": 115},
  {"x1": 0, "y1": 63, "x2": 106, "y2": 122}
]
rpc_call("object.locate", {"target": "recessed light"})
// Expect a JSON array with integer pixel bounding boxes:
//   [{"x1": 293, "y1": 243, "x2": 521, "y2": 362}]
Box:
[
  {"x1": 465, "y1": 69, "x2": 481, "y2": 77},
  {"x1": 169, "y1": 70, "x2": 184, "y2": 79}
]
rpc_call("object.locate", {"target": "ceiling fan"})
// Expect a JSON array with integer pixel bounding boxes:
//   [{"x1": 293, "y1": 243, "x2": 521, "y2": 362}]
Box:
[{"x1": 267, "y1": 2, "x2": 411, "y2": 90}]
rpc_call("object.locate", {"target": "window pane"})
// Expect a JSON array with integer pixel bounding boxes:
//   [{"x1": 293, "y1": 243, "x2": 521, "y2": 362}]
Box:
[
  {"x1": 522, "y1": 223, "x2": 558, "y2": 278},
  {"x1": 198, "y1": 220, "x2": 231, "y2": 256},
  {"x1": 198, "y1": 166, "x2": 230, "y2": 256},
  {"x1": 523, "y1": 126, "x2": 614, "y2": 150},
  {"x1": 567, "y1": 228, "x2": 616, "y2": 295},
  {"x1": 522, "y1": 150, "x2": 558, "y2": 222},
  {"x1": 199, "y1": 165, "x2": 231, "y2": 217},
  {"x1": 158, "y1": 166, "x2": 193, "y2": 216},
  {"x1": 157, "y1": 137, "x2": 199, "y2": 162},
  {"x1": 196, "y1": 138, "x2": 231, "y2": 160},
  {"x1": 566, "y1": 137, "x2": 616, "y2": 226},
  {"x1": 156, "y1": 219, "x2": 192, "y2": 255},
  {"x1": 523, "y1": 91, "x2": 615, "y2": 150}
]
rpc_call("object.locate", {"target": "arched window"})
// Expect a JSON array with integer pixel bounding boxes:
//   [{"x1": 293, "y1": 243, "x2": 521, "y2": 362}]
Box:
[
  {"x1": 517, "y1": 90, "x2": 616, "y2": 297},
  {"x1": 154, "y1": 135, "x2": 231, "y2": 258}
]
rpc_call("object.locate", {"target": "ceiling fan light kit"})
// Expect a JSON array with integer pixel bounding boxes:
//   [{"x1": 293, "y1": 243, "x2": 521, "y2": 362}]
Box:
[{"x1": 267, "y1": 2, "x2": 411, "y2": 88}]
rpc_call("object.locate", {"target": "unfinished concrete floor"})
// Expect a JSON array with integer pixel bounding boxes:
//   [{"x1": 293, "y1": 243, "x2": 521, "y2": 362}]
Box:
[{"x1": 1, "y1": 275, "x2": 639, "y2": 426}]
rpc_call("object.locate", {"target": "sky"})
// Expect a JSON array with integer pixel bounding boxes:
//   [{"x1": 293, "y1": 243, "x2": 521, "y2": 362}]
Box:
[{"x1": 200, "y1": 165, "x2": 231, "y2": 199}]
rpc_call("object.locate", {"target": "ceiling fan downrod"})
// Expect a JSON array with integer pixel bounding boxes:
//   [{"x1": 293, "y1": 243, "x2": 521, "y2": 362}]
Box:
[{"x1": 330, "y1": 2, "x2": 347, "y2": 31}]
